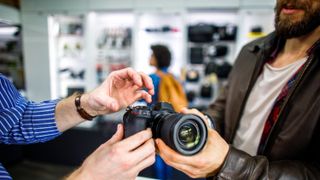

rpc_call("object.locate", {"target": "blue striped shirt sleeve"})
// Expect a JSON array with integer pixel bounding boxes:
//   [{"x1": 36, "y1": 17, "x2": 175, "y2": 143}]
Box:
[
  {"x1": 0, "y1": 74, "x2": 61, "y2": 144},
  {"x1": 0, "y1": 163, "x2": 12, "y2": 180}
]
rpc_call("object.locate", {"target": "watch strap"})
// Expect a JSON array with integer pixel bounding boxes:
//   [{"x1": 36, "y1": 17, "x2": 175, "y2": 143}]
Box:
[{"x1": 75, "y1": 93, "x2": 96, "y2": 121}]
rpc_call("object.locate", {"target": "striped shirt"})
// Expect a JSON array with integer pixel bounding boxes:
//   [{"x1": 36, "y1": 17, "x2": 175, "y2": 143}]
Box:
[{"x1": 0, "y1": 74, "x2": 61, "y2": 179}]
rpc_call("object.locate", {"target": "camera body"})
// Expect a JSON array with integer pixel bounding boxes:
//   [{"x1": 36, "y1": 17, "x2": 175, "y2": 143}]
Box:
[{"x1": 123, "y1": 102, "x2": 208, "y2": 155}]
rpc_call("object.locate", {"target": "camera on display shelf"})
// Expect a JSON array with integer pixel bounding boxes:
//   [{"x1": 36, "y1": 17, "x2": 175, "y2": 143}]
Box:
[{"x1": 123, "y1": 102, "x2": 209, "y2": 155}]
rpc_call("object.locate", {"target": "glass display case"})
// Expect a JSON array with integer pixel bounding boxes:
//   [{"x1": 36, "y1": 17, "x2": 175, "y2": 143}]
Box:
[
  {"x1": 184, "y1": 10, "x2": 239, "y2": 109},
  {"x1": 0, "y1": 25, "x2": 24, "y2": 90},
  {"x1": 48, "y1": 15, "x2": 86, "y2": 99}
]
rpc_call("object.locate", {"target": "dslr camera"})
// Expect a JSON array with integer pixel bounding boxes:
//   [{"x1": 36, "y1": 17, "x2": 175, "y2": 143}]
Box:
[{"x1": 123, "y1": 102, "x2": 208, "y2": 155}]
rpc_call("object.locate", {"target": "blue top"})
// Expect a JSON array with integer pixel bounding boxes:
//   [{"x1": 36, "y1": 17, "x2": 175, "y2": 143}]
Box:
[
  {"x1": 148, "y1": 67, "x2": 169, "y2": 106},
  {"x1": 0, "y1": 74, "x2": 61, "y2": 179}
]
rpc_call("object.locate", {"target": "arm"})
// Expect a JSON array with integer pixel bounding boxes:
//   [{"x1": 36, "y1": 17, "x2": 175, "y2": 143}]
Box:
[
  {"x1": 0, "y1": 75, "x2": 61, "y2": 144},
  {"x1": 55, "y1": 67, "x2": 154, "y2": 132},
  {"x1": 0, "y1": 68, "x2": 154, "y2": 144}
]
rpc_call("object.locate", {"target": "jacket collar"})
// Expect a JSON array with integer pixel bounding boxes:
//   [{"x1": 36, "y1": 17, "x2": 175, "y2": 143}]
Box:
[{"x1": 247, "y1": 32, "x2": 280, "y2": 54}]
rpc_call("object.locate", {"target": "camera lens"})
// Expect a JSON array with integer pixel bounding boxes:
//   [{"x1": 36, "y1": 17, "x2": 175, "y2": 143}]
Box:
[
  {"x1": 123, "y1": 102, "x2": 208, "y2": 156},
  {"x1": 154, "y1": 113, "x2": 207, "y2": 156},
  {"x1": 178, "y1": 122, "x2": 200, "y2": 149}
]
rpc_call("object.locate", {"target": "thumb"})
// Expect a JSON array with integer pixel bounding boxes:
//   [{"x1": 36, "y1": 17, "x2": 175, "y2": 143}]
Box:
[{"x1": 106, "y1": 124, "x2": 124, "y2": 145}]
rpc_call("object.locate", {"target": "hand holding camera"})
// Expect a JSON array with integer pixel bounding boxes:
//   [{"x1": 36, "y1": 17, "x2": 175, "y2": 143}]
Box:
[
  {"x1": 156, "y1": 107, "x2": 230, "y2": 178},
  {"x1": 123, "y1": 102, "x2": 208, "y2": 155}
]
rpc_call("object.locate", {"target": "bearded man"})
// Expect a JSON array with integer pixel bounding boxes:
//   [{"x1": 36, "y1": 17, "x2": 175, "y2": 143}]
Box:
[{"x1": 156, "y1": 0, "x2": 320, "y2": 179}]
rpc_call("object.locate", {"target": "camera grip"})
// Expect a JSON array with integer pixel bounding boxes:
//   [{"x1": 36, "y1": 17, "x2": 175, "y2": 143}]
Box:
[{"x1": 123, "y1": 118, "x2": 149, "y2": 138}]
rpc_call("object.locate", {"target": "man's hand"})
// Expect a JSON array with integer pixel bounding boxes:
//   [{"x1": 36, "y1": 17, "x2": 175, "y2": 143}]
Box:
[
  {"x1": 156, "y1": 108, "x2": 229, "y2": 178},
  {"x1": 68, "y1": 124, "x2": 156, "y2": 180},
  {"x1": 84, "y1": 67, "x2": 154, "y2": 115},
  {"x1": 55, "y1": 68, "x2": 154, "y2": 132}
]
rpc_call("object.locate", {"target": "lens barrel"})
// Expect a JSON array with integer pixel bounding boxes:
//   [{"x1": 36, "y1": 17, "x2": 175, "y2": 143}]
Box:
[{"x1": 154, "y1": 113, "x2": 208, "y2": 156}]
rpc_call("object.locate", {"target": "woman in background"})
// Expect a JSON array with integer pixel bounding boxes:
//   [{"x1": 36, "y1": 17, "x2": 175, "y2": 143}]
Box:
[{"x1": 149, "y1": 44, "x2": 173, "y2": 180}]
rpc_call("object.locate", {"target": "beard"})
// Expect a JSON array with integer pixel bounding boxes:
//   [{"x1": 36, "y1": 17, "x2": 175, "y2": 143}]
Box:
[{"x1": 275, "y1": 0, "x2": 320, "y2": 39}]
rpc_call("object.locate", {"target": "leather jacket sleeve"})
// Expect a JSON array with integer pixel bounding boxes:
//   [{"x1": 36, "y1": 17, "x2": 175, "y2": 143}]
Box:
[{"x1": 210, "y1": 146, "x2": 320, "y2": 180}]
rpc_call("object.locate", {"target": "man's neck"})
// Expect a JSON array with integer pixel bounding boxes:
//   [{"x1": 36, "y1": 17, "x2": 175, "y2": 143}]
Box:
[
  {"x1": 271, "y1": 26, "x2": 320, "y2": 68},
  {"x1": 284, "y1": 26, "x2": 320, "y2": 56}
]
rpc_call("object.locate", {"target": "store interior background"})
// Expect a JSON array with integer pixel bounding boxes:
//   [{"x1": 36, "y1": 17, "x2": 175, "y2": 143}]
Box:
[{"x1": 0, "y1": 0, "x2": 275, "y2": 179}]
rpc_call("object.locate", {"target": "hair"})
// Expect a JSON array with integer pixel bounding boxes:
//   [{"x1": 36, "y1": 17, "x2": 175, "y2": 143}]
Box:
[
  {"x1": 274, "y1": 0, "x2": 320, "y2": 39},
  {"x1": 150, "y1": 44, "x2": 171, "y2": 68}
]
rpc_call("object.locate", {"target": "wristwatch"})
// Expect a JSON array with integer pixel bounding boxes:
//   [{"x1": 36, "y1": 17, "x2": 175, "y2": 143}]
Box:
[{"x1": 74, "y1": 93, "x2": 97, "y2": 121}]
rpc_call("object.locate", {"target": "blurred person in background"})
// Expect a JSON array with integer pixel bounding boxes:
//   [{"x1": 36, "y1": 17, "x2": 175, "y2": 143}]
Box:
[
  {"x1": 0, "y1": 68, "x2": 156, "y2": 180},
  {"x1": 148, "y1": 44, "x2": 188, "y2": 179},
  {"x1": 148, "y1": 44, "x2": 188, "y2": 111},
  {"x1": 157, "y1": 0, "x2": 320, "y2": 179}
]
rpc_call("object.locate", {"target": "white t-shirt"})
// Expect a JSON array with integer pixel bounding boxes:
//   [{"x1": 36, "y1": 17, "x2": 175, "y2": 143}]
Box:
[{"x1": 233, "y1": 57, "x2": 307, "y2": 156}]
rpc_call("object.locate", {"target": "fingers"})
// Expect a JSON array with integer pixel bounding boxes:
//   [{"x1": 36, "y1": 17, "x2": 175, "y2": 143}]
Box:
[
  {"x1": 113, "y1": 68, "x2": 154, "y2": 95},
  {"x1": 139, "y1": 72, "x2": 154, "y2": 95},
  {"x1": 110, "y1": 68, "x2": 142, "y2": 87},
  {"x1": 156, "y1": 139, "x2": 195, "y2": 167},
  {"x1": 124, "y1": 139, "x2": 155, "y2": 176},
  {"x1": 130, "y1": 139, "x2": 155, "y2": 162},
  {"x1": 134, "y1": 91, "x2": 152, "y2": 103},
  {"x1": 127, "y1": 151, "x2": 156, "y2": 177},
  {"x1": 127, "y1": 68, "x2": 144, "y2": 87},
  {"x1": 155, "y1": 138, "x2": 199, "y2": 177},
  {"x1": 181, "y1": 108, "x2": 207, "y2": 121},
  {"x1": 115, "y1": 68, "x2": 143, "y2": 87},
  {"x1": 181, "y1": 108, "x2": 201, "y2": 116},
  {"x1": 117, "y1": 128, "x2": 153, "y2": 151}
]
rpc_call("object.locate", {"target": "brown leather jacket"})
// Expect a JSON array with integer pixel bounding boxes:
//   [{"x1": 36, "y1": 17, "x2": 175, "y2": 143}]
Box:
[{"x1": 206, "y1": 32, "x2": 320, "y2": 179}]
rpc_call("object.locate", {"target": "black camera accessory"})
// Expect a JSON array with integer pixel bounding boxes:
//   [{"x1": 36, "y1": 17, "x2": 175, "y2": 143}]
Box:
[
  {"x1": 123, "y1": 102, "x2": 208, "y2": 156},
  {"x1": 189, "y1": 47, "x2": 204, "y2": 64},
  {"x1": 186, "y1": 91, "x2": 196, "y2": 102},
  {"x1": 206, "y1": 45, "x2": 229, "y2": 58},
  {"x1": 248, "y1": 26, "x2": 266, "y2": 38},
  {"x1": 200, "y1": 83, "x2": 213, "y2": 98},
  {"x1": 188, "y1": 24, "x2": 216, "y2": 43},
  {"x1": 251, "y1": 26, "x2": 263, "y2": 33},
  {"x1": 205, "y1": 61, "x2": 218, "y2": 76},
  {"x1": 205, "y1": 61, "x2": 232, "y2": 78},
  {"x1": 186, "y1": 69, "x2": 200, "y2": 82},
  {"x1": 217, "y1": 61, "x2": 232, "y2": 79},
  {"x1": 75, "y1": 93, "x2": 96, "y2": 121},
  {"x1": 216, "y1": 25, "x2": 237, "y2": 41}
]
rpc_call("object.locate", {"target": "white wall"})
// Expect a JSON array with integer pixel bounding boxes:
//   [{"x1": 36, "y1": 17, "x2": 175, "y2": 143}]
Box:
[
  {"x1": 20, "y1": 0, "x2": 276, "y2": 101},
  {"x1": 21, "y1": 12, "x2": 53, "y2": 101},
  {"x1": 0, "y1": 4, "x2": 20, "y2": 24}
]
